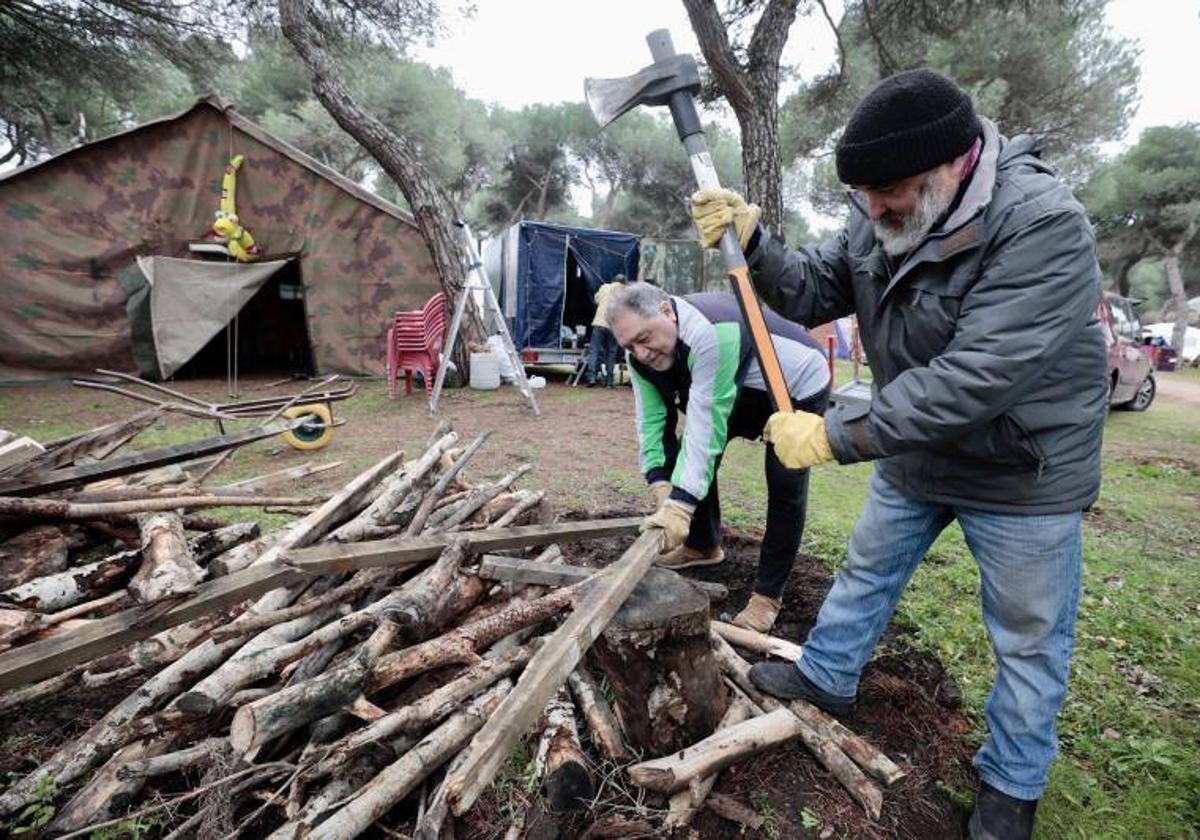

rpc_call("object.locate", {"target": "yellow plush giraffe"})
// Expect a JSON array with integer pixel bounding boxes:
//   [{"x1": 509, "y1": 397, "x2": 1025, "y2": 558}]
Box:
[{"x1": 211, "y1": 154, "x2": 261, "y2": 262}]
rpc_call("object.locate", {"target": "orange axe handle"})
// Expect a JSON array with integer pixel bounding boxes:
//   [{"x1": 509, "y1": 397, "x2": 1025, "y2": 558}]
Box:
[{"x1": 728, "y1": 264, "x2": 793, "y2": 413}]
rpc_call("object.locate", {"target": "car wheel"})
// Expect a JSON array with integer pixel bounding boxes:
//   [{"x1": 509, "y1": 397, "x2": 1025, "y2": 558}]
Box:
[{"x1": 1125, "y1": 374, "x2": 1156, "y2": 412}]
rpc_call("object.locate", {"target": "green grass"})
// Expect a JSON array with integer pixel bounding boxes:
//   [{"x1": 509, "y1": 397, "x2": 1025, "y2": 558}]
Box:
[{"x1": 717, "y1": 401, "x2": 1200, "y2": 839}]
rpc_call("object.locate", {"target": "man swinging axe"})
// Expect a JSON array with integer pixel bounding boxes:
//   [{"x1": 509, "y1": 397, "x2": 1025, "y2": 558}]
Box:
[{"x1": 588, "y1": 33, "x2": 1107, "y2": 840}]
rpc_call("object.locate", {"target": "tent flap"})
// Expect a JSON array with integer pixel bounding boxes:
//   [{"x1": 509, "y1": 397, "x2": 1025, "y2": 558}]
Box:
[{"x1": 139, "y1": 256, "x2": 290, "y2": 379}]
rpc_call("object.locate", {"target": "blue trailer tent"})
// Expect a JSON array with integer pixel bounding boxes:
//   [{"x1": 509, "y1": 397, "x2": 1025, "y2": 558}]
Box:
[{"x1": 483, "y1": 221, "x2": 640, "y2": 358}]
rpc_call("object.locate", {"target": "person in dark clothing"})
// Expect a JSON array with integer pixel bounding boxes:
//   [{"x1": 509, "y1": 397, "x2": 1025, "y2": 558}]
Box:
[
  {"x1": 608, "y1": 283, "x2": 830, "y2": 632},
  {"x1": 690, "y1": 69, "x2": 1106, "y2": 840}
]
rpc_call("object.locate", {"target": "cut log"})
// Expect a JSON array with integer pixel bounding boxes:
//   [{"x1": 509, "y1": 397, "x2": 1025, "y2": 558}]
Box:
[
  {"x1": 208, "y1": 524, "x2": 299, "y2": 577},
  {"x1": 442, "y1": 529, "x2": 664, "y2": 816},
  {"x1": 488, "y1": 490, "x2": 546, "y2": 529},
  {"x1": 711, "y1": 620, "x2": 804, "y2": 662},
  {"x1": 47, "y1": 735, "x2": 177, "y2": 833},
  {"x1": 128, "y1": 512, "x2": 205, "y2": 603},
  {"x1": 593, "y1": 567, "x2": 727, "y2": 756},
  {"x1": 329, "y1": 430, "x2": 458, "y2": 542},
  {"x1": 628, "y1": 707, "x2": 805, "y2": 793},
  {"x1": 0, "y1": 666, "x2": 81, "y2": 712},
  {"x1": 116, "y1": 738, "x2": 230, "y2": 779},
  {"x1": 710, "y1": 633, "x2": 887, "y2": 818},
  {"x1": 313, "y1": 640, "x2": 540, "y2": 779},
  {"x1": 401, "y1": 431, "x2": 490, "y2": 537},
  {"x1": 705, "y1": 793, "x2": 766, "y2": 830},
  {"x1": 664, "y1": 695, "x2": 755, "y2": 829},
  {"x1": 183, "y1": 521, "x2": 260, "y2": 564},
  {"x1": 428, "y1": 464, "x2": 532, "y2": 532},
  {"x1": 535, "y1": 686, "x2": 593, "y2": 812},
  {"x1": 567, "y1": 667, "x2": 628, "y2": 762},
  {"x1": 306, "y1": 680, "x2": 511, "y2": 840},
  {"x1": 0, "y1": 525, "x2": 73, "y2": 590},
  {"x1": 229, "y1": 616, "x2": 403, "y2": 754},
  {"x1": 0, "y1": 517, "x2": 640, "y2": 690},
  {"x1": 0, "y1": 493, "x2": 324, "y2": 519}
]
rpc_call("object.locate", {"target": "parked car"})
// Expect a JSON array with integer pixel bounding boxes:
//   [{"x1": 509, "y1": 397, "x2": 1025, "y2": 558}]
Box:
[{"x1": 1099, "y1": 292, "x2": 1155, "y2": 411}]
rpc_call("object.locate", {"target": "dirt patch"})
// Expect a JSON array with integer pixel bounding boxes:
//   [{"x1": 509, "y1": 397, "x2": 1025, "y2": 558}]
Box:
[{"x1": 463, "y1": 528, "x2": 975, "y2": 840}]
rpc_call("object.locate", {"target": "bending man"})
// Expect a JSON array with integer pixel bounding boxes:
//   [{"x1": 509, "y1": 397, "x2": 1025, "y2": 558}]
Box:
[
  {"x1": 690, "y1": 70, "x2": 1106, "y2": 840},
  {"x1": 609, "y1": 283, "x2": 830, "y2": 632}
]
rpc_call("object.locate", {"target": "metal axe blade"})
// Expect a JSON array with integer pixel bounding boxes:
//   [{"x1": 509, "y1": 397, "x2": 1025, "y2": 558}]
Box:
[{"x1": 584, "y1": 54, "x2": 701, "y2": 128}]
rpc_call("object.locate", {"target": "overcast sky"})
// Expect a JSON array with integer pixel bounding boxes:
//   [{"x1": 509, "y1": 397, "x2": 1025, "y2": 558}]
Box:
[{"x1": 415, "y1": 0, "x2": 1200, "y2": 149}]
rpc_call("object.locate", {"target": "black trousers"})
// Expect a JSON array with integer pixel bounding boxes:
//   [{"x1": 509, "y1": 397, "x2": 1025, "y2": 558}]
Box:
[{"x1": 662, "y1": 386, "x2": 831, "y2": 599}]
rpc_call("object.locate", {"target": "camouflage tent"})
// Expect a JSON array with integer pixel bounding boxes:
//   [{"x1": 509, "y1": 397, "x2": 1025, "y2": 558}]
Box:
[
  {"x1": 637, "y1": 237, "x2": 726, "y2": 296},
  {"x1": 0, "y1": 95, "x2": 441, "y2": 381}
]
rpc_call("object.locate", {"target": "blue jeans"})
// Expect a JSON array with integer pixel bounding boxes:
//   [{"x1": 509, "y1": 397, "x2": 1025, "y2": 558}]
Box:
[
  {"x1": 586, "y1": 327, "x2": 619, "y2": 385},
  {"x1": 798, "y1": 469, "x2": 1082, "y2": 800}
]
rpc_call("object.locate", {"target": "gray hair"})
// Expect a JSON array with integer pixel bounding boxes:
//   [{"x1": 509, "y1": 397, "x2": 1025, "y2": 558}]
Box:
[{"x1": 606, "y1": 281, "x2": 668, "y2": 326}]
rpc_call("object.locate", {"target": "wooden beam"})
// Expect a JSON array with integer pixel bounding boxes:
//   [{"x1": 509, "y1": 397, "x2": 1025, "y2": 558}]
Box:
[
  {"x1": 478, "y1": 554, "x2": 727, "y2": 601},
  {"x1": 0, "y1": 421, "x2": 302, "y2": 496},
  {"x1": 0, "y1": 517, "x2": 642, "y2": 690},
  {"x1": 443, "y1": 529, "x2": 664, "y2": 815}
]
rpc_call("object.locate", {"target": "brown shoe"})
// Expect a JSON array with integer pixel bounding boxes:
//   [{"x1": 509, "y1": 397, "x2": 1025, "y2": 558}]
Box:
[
  {"x1": 731, "y1": 593, "x2": 783, "y2": 633},
  {"x1": 656, "y1": 545, "x2": 725, "y2": 570}
]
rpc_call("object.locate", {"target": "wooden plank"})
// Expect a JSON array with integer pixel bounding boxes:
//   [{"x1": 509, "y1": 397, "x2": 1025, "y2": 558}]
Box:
[
  {"x1": 289, "y1": 517, "x2": 643, "y2": 575},
  {"x1": 0, "y1": 517, "x2": 642, "y2": 690},
  {"x1": 443, "y1": 529, "x2": 664, "y2": 815},
  {"x1": 479, "y1": 554, "x2": 727, "y2": 600},
  {"x1": 0, "y1": 438, "x2": 45, "y2": 475},
  {"x1": 0, "y1": 420, "x2": 301, "y2": 496}
]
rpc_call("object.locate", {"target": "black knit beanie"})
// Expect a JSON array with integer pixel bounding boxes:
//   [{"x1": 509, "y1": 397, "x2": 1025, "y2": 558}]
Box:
[{"x1": 835, "y1": 69, "x2": 982, "y2": 186}]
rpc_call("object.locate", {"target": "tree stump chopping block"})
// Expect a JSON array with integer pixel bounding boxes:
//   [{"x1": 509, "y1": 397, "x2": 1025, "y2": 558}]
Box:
[{"x1": 593, "y1": 567, "x2": 727, "y2": 756}]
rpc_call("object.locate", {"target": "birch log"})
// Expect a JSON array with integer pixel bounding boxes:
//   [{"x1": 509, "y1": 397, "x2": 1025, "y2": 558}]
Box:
[
  {"x1": 535, "y1": 686, "x2": 593, "y2": 812},
  {"x1": 128, "y1": 512, "x2": 204, "y2": 603},
  {"x1": 567, "y1": 666, "x2": 628, "y2": 762}
]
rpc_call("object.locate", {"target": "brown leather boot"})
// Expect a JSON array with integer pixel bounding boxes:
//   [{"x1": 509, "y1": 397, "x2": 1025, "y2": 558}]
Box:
[
  {"x1": 655, "y1": 544, "x2": 725, "y2": 570},
  {"x1": 731, "y1": 593, "x2": 783, "y2": 633}
]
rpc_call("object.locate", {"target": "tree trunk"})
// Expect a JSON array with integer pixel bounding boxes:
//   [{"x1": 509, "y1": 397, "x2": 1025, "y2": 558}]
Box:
[
  {"x1": 278, "y1": 0, "x2": 486, "y2": 369},
  {"x1": 129, "y1": 512, "x2": 205, "y2": 603},
  {"x1": 1164, "y1": 252, "x2": 1190, "y2": 355},
  {"x1": 593, "y1": 567, "x2": 727, "y2": 756},
  {"x1": 682, "y1": 0, "x2": 800, "y2": 232}
]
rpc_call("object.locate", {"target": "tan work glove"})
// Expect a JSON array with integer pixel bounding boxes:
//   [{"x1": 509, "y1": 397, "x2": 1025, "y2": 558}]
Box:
[
  {"x1": 763, "y1": 411, "x2": 835, "y2": 470},
  {"x1": 649, "y1": 481, "x2": 672, "y2": 509},
  {"x1": 639, "y1": 499, "x2": 695, "y2": 551},
  {"x1": 691, "y1": 187, "x2": 761, "y2": 250}
]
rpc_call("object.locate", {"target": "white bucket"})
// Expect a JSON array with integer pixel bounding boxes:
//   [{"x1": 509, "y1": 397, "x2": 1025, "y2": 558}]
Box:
[{"x1": 469, "y1": 352, "x2": 501, "y2": 390}]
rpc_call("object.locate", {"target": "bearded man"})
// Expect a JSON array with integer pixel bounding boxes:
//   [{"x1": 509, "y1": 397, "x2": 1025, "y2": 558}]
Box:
[{"x1": 689, "y1": 69, "x2": 1106, "y2": 840}]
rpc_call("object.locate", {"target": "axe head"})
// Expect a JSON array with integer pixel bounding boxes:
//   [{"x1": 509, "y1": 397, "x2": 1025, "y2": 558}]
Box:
[{"x1": 584, "y1": 54, "x2": 701, "y2": 128}]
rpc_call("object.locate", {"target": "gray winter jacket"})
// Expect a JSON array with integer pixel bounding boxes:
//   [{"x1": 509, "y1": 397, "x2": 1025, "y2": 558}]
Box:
[{"x1": 748, "y1": 119, "x2": 1107, "y2": 513}]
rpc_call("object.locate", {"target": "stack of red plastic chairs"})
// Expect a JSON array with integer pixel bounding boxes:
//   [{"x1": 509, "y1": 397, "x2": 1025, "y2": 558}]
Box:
[{"x1": 386, "y1": 292, "x2": 447, "y2": 399}]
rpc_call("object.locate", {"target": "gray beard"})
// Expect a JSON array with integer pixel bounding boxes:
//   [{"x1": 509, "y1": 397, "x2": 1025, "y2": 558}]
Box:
[{"x1": 873, "y1": 178, "x2": 956, "y2": 257}]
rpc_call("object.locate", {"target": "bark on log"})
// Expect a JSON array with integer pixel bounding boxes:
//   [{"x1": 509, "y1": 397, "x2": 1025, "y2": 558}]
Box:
[
  {"x1": 535, "y1": 686, "x2": 593, "y2": 812},
  {"x1": 47, "y1": 736, "x2": 178, "y2": 833},
  {"x1": 0, "y1": 453, "x2": 407, "y2": 816},
  {"x1": 402, "y1": 432, "x2": 489, "y2": 537},
  {"x1": 313, "y1": 640, "x2": 539, "y2": 779},
  {"x1": 0, "y1": 494, "x2": 325, "y2": 519},
  {"x1": 116, "y1": 738, "x2": 230, "y2": 779},
  {"x1": 628, "y1": 707, "x2": 806, "y2": 793},
  {"x1": 711, "y1": 620, "x2": 804, "y2": 662},
  {"x1": 129, "y1": 512, "x2": 205, "y2": 603},
  {"x1": 208, "y1": 525, "x2": 298, "y2": 577},
  {"x1": 0, "y1": 666, "x2": 81, "y2": 712},
  {"x1": 488, "y1": 490, "x2": 546, "y2": 529},
  {"x1": 368, "y1": 582, "x2": 582, "y2": 694},
  {"x1": 306, "y1": 681, "x2": 510, "y2": 840},
  {"x1": 442, "y1": 530, "x2": 664, "y2": 816},
  {"x1": 427, "y1": 464, "x2": 532, "y2": 532},
  {"x1": 0, "y1": 525, "x2": 73, "y2": 589},
  {"x1": 188, "y1": 522, "x2": 260, "y2": 564},
  {"x1": 664, "y1": 695, "x2": 755, "y2": 829},
  {"x1": 567, "y1": 666, "x2": 628, "y2": 762},
  {"x1": 710, "y1": 633, "x2": 887, "y2": 818},
  {"x1": 593, "y1": 567, "x2": 727, "y2": 756}
]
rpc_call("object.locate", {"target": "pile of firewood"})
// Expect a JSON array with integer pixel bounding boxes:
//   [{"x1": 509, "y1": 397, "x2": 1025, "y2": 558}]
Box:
[{"x1": 0, "y1": 412, "x2": 904, "y2": 838}]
